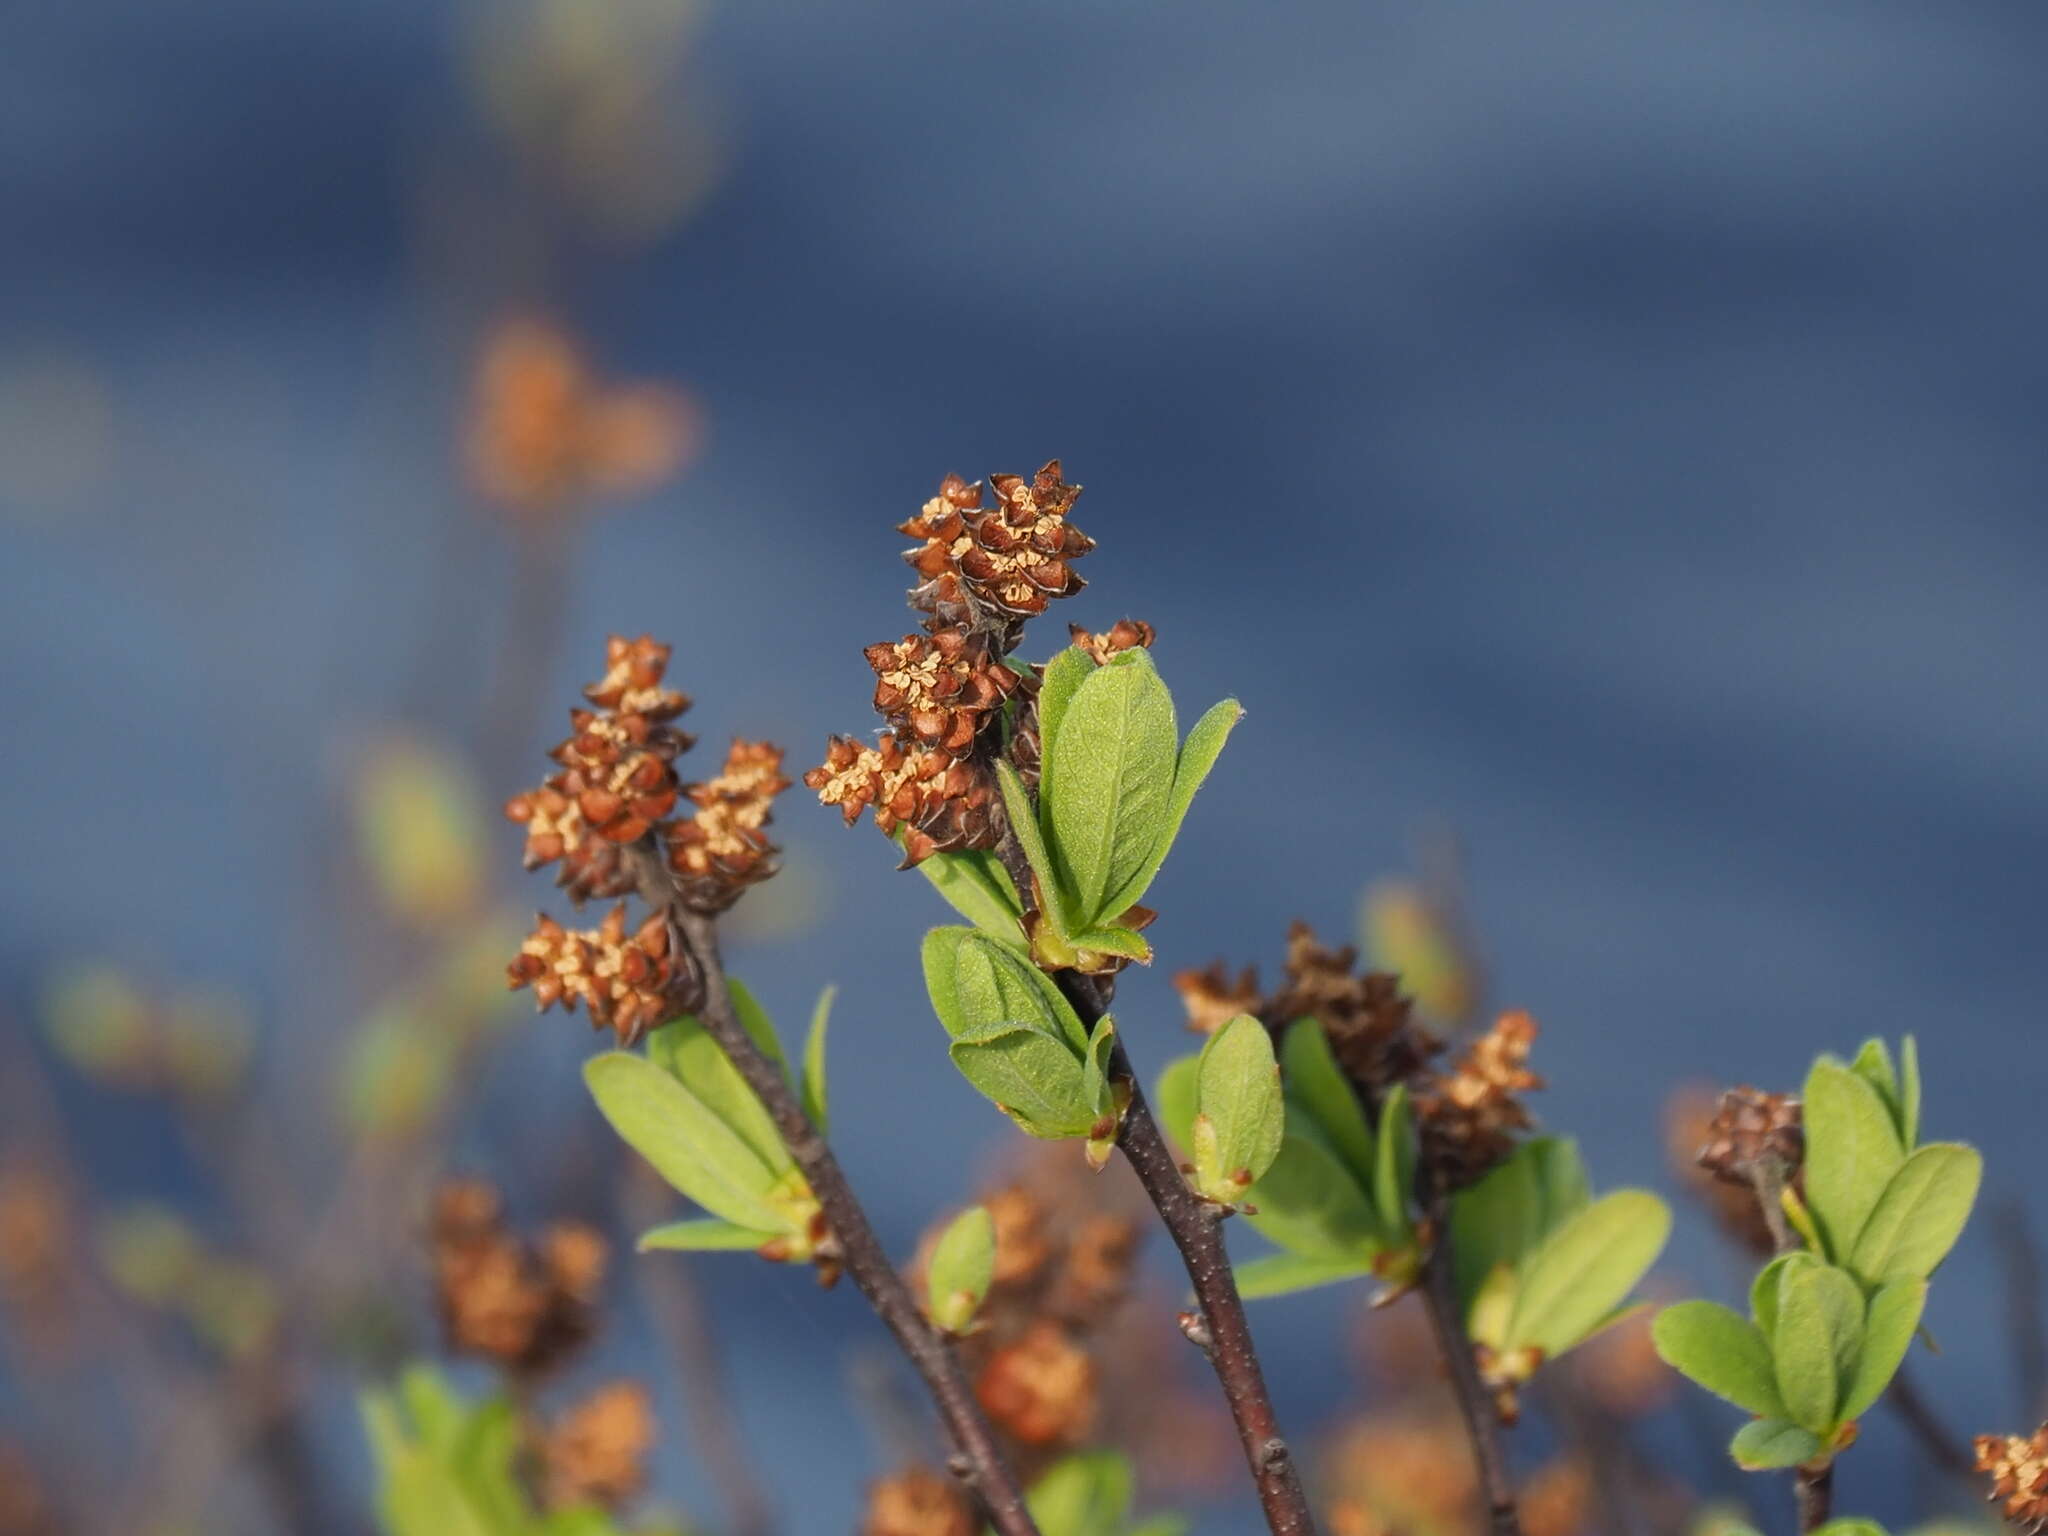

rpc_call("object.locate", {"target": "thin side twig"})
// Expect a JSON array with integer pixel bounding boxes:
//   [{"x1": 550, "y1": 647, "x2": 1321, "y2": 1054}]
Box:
[
  {"x1": 1419, "y1": 1190, "x2": 1523, "y2": 1536},
  {"x1": 645, "y1": 876, "x2": 1038, "y2": 1536},
  {"x1": 625, "y1": 1177, "x2": 779, "y2": 1536},
  {"x1": 1054, "y1": 971, "x2": 1318, "y2": 1536}
]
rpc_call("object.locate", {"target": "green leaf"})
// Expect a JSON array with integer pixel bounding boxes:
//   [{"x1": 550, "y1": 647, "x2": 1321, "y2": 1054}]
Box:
[
  {"x1": 583, "y1": 1052, "x2": 788, "y2": 1232},
  {"x1": 637, "y1": 1219, "x2": 775, "y2": 1252},
  {"x1": 1154, "y1": 1056, "x2": 1199, "y2": 1150},
  {"x1": 1812, "y1": 1521, "x2": 1888, "y2": 1536},
  {"x1": 1233, "y1": 1250, "x2": 1379, "y2": 1300},
  {"x1": 1279, "y1": 1021, "x2": 1377, "y2": 1188},
  {"x1": 1652, "y1": 1301, "x2": 1785, "y2": 1417},
  {"x1": 1751, "y1": 1251, "x2": 1818, "y2": 1342},
  {"x1": 1847, "y1": 1143, "x2": 1981, "y2": 1285},
  {"x1": 912, "y1": 845, "x2": 1025, "y2": 935},
  {"x1": 1851, "y1": 1038, "x2": 1899, "y2": 1116},
  {"x1": 1730, "y1": 1418, "x2": 1825, "y2": 1471},
  {"x1": 1034, "y1": 645, "x2": 1096, "y2": 765},
  {"x1": 800, "y1": 985, "x2": 834, "y2": 1134},
  {"x1": 645, "y1": 1016, "x2": 792, "y2": 1179},
  {"x1": 926, "y1": 1205, "x2": 996, "y2": 1334},
  {"x1": 1244, "y1": 1131, "x2": 1384, "y2": 1260},
  {"x1": 1839, "y1": 1279, "x2": 1928, "y2": 1421},
  {"x1": 923, "y1": 926, "x2": 1089, "y2": 1055},
  {"x1": 1373, "y1": 1081, "x2": 1417, "y2": 1242},
  {"x1": 1098, "y1": 694, "x2": 1243, "y2": 920},
  {"x1": 1039, "y1": 649, "x2": 1179, "y2": 928},
  {"x1": 1450, "y1": 1138, "x2": 1593, "y2": 1315},
  {"x1": 997, "y1": 758, "x2": 1075, "y2": 935},
  {"x1": 946, "y1": 1021, "x2": 1096, "y2": 1138},
  {"x1": 1068, "y1": 924, "x2": 1155, "y2": 964},
  {"x1": 1026, "y1": 1449, "x2": 1133, "y2": 1536},
  {"x1": 1803, "y1": 1059, "x2": 1906, "y2": 1261},
  {"x1": 1450, "y1": 1146, "x2": 1537, "y2": 1311},
  {"x1": 1507, "y1": 1190, "x2": 1670, "y2": 1357},
  {"x1": 1899, "y1": 1035, "x2": 1922, "y2": 1149},
  {"x1": 726, "y1": 977, "x2": 788, "y2": 1080},
  {"x1": 1772, "y1": 1260, "x2": 1864, "y2": 1433},
  {"x1": 1190, "y1": 1015, "x2": 1285, "y2": 1202},
  {"x1": 1082, "y1": 1015, "x2": 1119, "y2": 1118}
]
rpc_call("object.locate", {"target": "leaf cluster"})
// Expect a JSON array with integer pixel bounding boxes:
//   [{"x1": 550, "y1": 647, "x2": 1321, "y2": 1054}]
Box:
[
  {"x1": 1653, "y1": 1037, "x2": 1981, "y2": 1473},
  {"x1": 923, "y1": 926, "x2": 1123, "y2": 1163},
  {"x1": 583, "y1": 979, "x2": 835, "y2": 1261},
  {"x1": 1453, "y1": 1139, "x2": 1670, "y2": 1386},
  {"x1": 361, "y1": 1367, "x2": 681, "y2": 1536},
  {"x1": 1155, "y1": 1020, "x2": 1423, "y2": 1300},
  {"x1": 999, "y1": 646, "x2": 1239, "y2": 970}
]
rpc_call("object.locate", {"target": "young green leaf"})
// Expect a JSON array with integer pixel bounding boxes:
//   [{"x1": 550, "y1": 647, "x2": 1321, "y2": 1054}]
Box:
[
  {"x1": 946, "y1": 1020, "x2": 1096, "y2": 1138},
  {"x1": 1803, "y1": 1059, "x2": 1906, "y2": 1260},
  {"x1": 648, "y1": 1016, "x2": 792, "y2": 1179},
  {"x1": 583, "y1": 1052, "x2": 788, "y2": 1233},
  {"x1": 1751, "y1": 1251, "x2": 1817, "y2": 1342},
  {"x1": 1506, "y1": 1190, "x2": 1671, "y2": 1357},
  {"x1": 1279, "y1": 1020, "x2": 1377, "y2": 1188},
  {"x1": 1098, "y1": 694, "x2": 1243, "y2": 921},
  {"x1": 1850, "y1": 1038, "x2": 1899, "y2": 1115},
  {"x1": 1771, "y1": 1260, "x2": 1864, "y2": 1433},
  {"x1": 1243, "y1": 1132, "x2": 1384, "y2": 1260},
  {"x1": 1033, "y1": 645, "x2": 1097, "y2": 766},
  {"x1": 1372, "y1": 1081, "x2": 1417, "y2": 1242},
  {"x1": 1154, "y1": 1056, "x2": 1199, "y2": 1150},
  {"x1": 1847, "y1": 1143, "x2": 1982, "y2": 1285},
  {"x1": 912, "y1": 844, "x2": 1025, "y2": 935},
  {"x1": 1838, "y1": 1278, "x2": 1928, "y2": 1422},
  {"x1": 1730, "y1": 1418, "x2": 1825, "y2": 1471},
  {"x1": 1811, "y1": 1523, "x2": 1888, "y2": 1536},
  {"x1": 1652, "y1": 1301, "x2": 1786, "y2": 1417},
  {"x1": 1453, "y1": 1137, "x2": 1596, "y2": 1307},
  {"x1": 1190, "y1": 1015, "x2": 1285, "y2": 1202},
  {"x1": 1451, "y1": 1145, "x2": 1544, "y2": 1310},
  {"x1": 1233, "y1": 1250, "x2": 1380, "y2": 1301},
  {"x1": 1026, "y1": 1449, "x2": 1133, "y2": 1536},
  {"x1": 727, "y1": 977, "x2": 788, "y2": 1080},
  {"x1": 800, "y1": 985, "x2": 834, "y2": 1134},
  {"x1": 1898, "y1": 1035, "x2": 1921, "y2": 1149},
  {"x1": 997, "y1": 759, "x2": 1075, "y2": 936},
  {"x1": 637, "y1": 1218, "x2": 775, "y2": 1252},
  {"x1": 1067, "y1": 924, "x2": 1155, "y2": 965},
  {"x1": 926, "y1": 1205, "x2": 996, "y2": 1334},
  {"x1": 923, "y1": 927, "x2": 1089, "y2": 1054},
  {"x1": 1081, "y1": 1015, "x2": 1119, "y2": 1118},
  {"x1": 1039, "y1": 650, "x2": 1179, "y2": 927}
]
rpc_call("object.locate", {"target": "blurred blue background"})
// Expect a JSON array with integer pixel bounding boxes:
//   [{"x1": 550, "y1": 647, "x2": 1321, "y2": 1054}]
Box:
[{"x1": 4, "y1": 0, "x2": 2047, "y2": 1531}]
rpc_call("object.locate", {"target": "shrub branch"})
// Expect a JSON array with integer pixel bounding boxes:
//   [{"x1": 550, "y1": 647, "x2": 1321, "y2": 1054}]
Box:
[
  {"x1": 1054, "y1": 969, "x2": 1319, "y2": 1536},
  {"x1": 625, "y1": 844, "x2": 1041, "y2": 1536}
]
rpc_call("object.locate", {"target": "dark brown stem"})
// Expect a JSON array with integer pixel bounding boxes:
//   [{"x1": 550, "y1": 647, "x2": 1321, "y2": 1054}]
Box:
[
  {"x1": 1420, "y1": 1191, "x2": 1523, "y2": 1536},
  {"x1": 1884, "y1": 1367, "x2": 1975, "y2": 1482},
  {"x1": 1054, "y1": 972, "x2": 1317, "y2": 1536},
  {"x1": 658, "y1": 892, "x2": 1038, "y2": 1536},
  {"x1": 1795, "y1": 1461, "x2": 1832, "y2": 1532}
]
